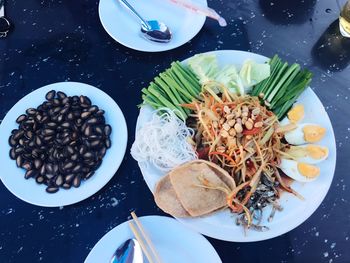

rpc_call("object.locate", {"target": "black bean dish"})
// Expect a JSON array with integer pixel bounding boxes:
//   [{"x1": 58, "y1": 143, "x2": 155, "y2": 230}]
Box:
[{"x1": 8, "y1": 90, "x2": 112, "y2": 193}]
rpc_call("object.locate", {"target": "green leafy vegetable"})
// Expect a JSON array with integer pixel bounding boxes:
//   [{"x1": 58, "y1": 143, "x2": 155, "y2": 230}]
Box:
[
  {"x1": 214, "y1": 65, "x2": 241, "y2": 94},
  {"x1": 239, "y1": 60, "x2": 271, "y2": 93},
  {"x1": 188, "y1": 54, "x2": 270, "y2": 95},
  {"x1": 187, "y1": 54, "x2": 219, "y2": 85}
]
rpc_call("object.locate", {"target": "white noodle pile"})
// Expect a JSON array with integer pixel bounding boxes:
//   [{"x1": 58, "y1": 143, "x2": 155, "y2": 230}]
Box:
[{"x1": 131, "y1": 108, "x2": 197, "y2": 172}]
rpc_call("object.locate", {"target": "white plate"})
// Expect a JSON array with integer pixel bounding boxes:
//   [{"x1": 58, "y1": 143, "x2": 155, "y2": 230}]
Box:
[
  {"x1": 0, "y1": 82, "x2": 128, "y2": 207},
  {"x1": 98, "y1": 0, "x2": 207, "y2": 52},
  {"x1": 135, "y1": 50, "x2": 337, "y2": 242},
  {"x1": 85, "y1": 215, "x2": 221, "y2": 263}
]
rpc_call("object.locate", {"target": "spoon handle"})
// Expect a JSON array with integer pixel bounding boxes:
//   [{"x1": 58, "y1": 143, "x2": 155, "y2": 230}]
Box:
[
  {"x1": 0, "y1": 0, "x2": 5, "y2": 17},
  {"x1": 0, "y1": 0, "x2": 11, "y2": 38},
  {"x1": 118, "y1": 0, "x2": 150, "y2": 29}
]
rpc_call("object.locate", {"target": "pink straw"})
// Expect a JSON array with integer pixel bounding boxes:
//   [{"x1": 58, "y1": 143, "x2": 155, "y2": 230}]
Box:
[{"x1": 168, "y1": 0, "x2": 227, "y2": 27}]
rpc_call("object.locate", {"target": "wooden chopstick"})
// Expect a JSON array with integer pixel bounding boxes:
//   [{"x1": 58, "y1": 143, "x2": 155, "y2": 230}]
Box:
[
  {"x1": 131, "y1": 212, "x2": 162, "y2": 263},
  {"x1": 128, "y1": 221, "x2": 155, "y2": 263},
  {"x1": 129, "y1": 212, "x2": 162, "y2": 263}
]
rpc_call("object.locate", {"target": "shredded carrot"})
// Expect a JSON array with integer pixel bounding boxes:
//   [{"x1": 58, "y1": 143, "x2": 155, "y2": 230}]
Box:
[
  {"x1": 209, "y1": 151, "x2": 237, "y2": 166},
  {"x1": 190, "y1": 85, "x2": 298, "y2": 226},
  {"x1": 180, "y1": 103, "x2": 197, "y2": 110},
  {"x1": 242, "y1": 127, "x2": 261, "y2": 135}
]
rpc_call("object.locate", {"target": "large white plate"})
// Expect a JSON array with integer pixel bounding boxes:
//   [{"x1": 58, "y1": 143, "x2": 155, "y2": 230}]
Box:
[
  {"x1": 98, "y1": 0, "x2": 207, "y2": 52},
  {"x1": 135, "y1": 50, "x2": 337, "y2": 242},
  {"x1": 0, "y1": 82, "x2": 128, "y2": 207},
  {"x1": 85, "y1": 215, "x2": 221, "y2": 263}
]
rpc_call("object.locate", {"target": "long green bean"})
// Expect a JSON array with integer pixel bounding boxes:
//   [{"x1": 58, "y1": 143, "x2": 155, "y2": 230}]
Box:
[{"x1": 252, "y1": 55, "x2": 313, "y2": 119}]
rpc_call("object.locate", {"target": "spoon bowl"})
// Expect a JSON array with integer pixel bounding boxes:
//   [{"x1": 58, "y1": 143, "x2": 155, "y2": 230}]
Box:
[
  {"x1": 141, "y1": 20, "x2": 172, "y2": 43},
  {"x1": 119, "y1": 0, "x2": 172, "y2": 44},
  {"x1": 110, "y1": 238, "x2": 143, "y2": 263}
]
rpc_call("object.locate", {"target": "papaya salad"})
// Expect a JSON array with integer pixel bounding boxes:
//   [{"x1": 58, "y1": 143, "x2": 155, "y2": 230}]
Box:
[{"x1": 131, "y1": 53, "x2": 329, "y2": 232}]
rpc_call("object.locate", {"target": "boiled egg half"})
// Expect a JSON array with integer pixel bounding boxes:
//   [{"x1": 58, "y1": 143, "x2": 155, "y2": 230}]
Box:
[
  {"x1": 284, "y1": 123, "x2": 326, "y2": 145},
  {"x1": 280, "y1": 104, "x2": 305, "y2": 126},
  {"x1": 287, "y1": 104, "x2": 305, "y2": 123},
  {"x1": 285, "y1": 144, "x2": 329, "y2": 164},
  {"x1": 279, "y1": 159, "x2": 320, "y2": 182}
]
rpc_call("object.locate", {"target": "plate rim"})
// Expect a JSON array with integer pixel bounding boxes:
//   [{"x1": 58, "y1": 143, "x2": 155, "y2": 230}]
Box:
[
  {"x1": 0, "y1": 81, "x2": 128, "y2": 207},
  {"x1": 84, "y1": 215, "x2": 222, "y2": 263},
  {"x1": 98, "y1": 0, "x2": 207, "y2": 52},
  {"x1": 134, "y1": 50, "x2": 337, "y2": 242}
]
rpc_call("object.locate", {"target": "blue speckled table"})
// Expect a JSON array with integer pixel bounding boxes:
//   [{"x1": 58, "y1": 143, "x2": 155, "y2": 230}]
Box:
[{"x1": 1, "y1": 0, "x2": 350, "y2": 262}]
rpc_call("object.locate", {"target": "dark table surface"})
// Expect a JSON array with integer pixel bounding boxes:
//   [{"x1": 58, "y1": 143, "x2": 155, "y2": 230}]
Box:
[{"x1": 1, "y1": 0, "x2": 350, "y2": 262}]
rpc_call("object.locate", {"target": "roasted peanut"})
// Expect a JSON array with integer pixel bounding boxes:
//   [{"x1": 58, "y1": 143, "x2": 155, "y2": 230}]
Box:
[
  {"x1": 223, "y1": 123, "x2": 230, "y2": 131},
  {"x1": 229, "y1": 128, "x2": 236, "y2": 136},
  {"x1": 226, "y1": 114, "x2": 234, "y2": 120},
  {"x1": 234, "y1": 123, "x2": 243, "y2": 133},
  {"x1": 227, "y1": 138, "x2": 237, "y2": 148},
  {"x1": 252, "y1": 108, "x2": 260, "y2": 116},
  {"x1": 228, "y1": 119, "x2": 236, "y2": 127},
  {"x1": 236, "y1": 108, "x2": 241, "y2": 118},
  {"x1": 254, "y1": 121, "x2": 263, "y2": 128},
  {"x1": 245, "y1": 121, "x2": 253, "y2": 130},
  {"x1": 220, "y1": 130, "x2": 229, "y2": 137}
]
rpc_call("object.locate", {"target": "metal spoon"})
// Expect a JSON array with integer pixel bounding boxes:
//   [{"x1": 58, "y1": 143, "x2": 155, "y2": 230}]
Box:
[
  {"x1": 110, "y1": 238, "x2": 143, "y2": 263},
  {"x1": 118, "y1": 0, "x2": 172, "y2": 43},
  {"x1": 0, "y1": 0, "x2": 11, "y2": 38}
]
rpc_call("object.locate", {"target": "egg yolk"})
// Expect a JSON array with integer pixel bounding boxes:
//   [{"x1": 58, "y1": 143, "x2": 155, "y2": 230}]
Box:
[
  {"x1": 297, "y1": 163, "x2": 320, "y2": 178},
  {"x1": 303, "y1": 125, "x2": 326, "y2": 143},
  {"x1": 306, "y1": 145, "x2": 328, "y2": 160},
  {"x1": 287, "y1": 104, "x2": 304, "y2": 123}
]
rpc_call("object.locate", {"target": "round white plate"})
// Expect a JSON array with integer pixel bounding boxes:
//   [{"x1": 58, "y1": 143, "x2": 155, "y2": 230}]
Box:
[
  {"x1": 85, "y1": 215, "x2": 221, "y2": 263},
  {"x1": 0, "y1": 82, "x2": 128, "y2": 207},
  {"x1": 135, "y1": 50, "x2": 337, "y2": 242},
  {"x1": 98, "y1": 0, "x2": 207, "y2": 52}
]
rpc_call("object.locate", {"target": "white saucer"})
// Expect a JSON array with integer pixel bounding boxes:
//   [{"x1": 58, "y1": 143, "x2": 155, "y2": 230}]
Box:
[
  {"x1": 0, "y1": 82, "x2": 128, "y2": 207},
  {"x1": 98, "y1": 0, "x2": 207, "y2": 52},
  {"x1": 85, "y1": 216, "x2": 221, "y2": 263}
]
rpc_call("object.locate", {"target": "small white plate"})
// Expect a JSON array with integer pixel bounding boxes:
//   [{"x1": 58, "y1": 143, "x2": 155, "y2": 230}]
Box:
[
  {"x1": 0, "y1": 82, "x2": 128, "y2": 207},
  {"x1": 98, "y1": 0, "x2": 207, "y2": 52},
  {"x1": 135, "y1": 50, "x2": 337, "y2": 242},
  {"x1": 85, "y1": 215, "x2": 222, "y2": 263}
]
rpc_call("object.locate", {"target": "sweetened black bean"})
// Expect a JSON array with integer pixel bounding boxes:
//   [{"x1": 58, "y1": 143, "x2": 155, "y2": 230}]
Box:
[{"x1": 9, "y1": 90, "x2": 112, "y2": 193}]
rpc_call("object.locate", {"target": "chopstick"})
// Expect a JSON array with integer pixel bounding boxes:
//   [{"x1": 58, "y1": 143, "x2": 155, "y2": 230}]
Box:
[
  {"x1": 128, "y1": 221, "x2": 155, "y2": 263},
  {"x1": 128, "y1": 212, "x2": 162, "y2": 263}
]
